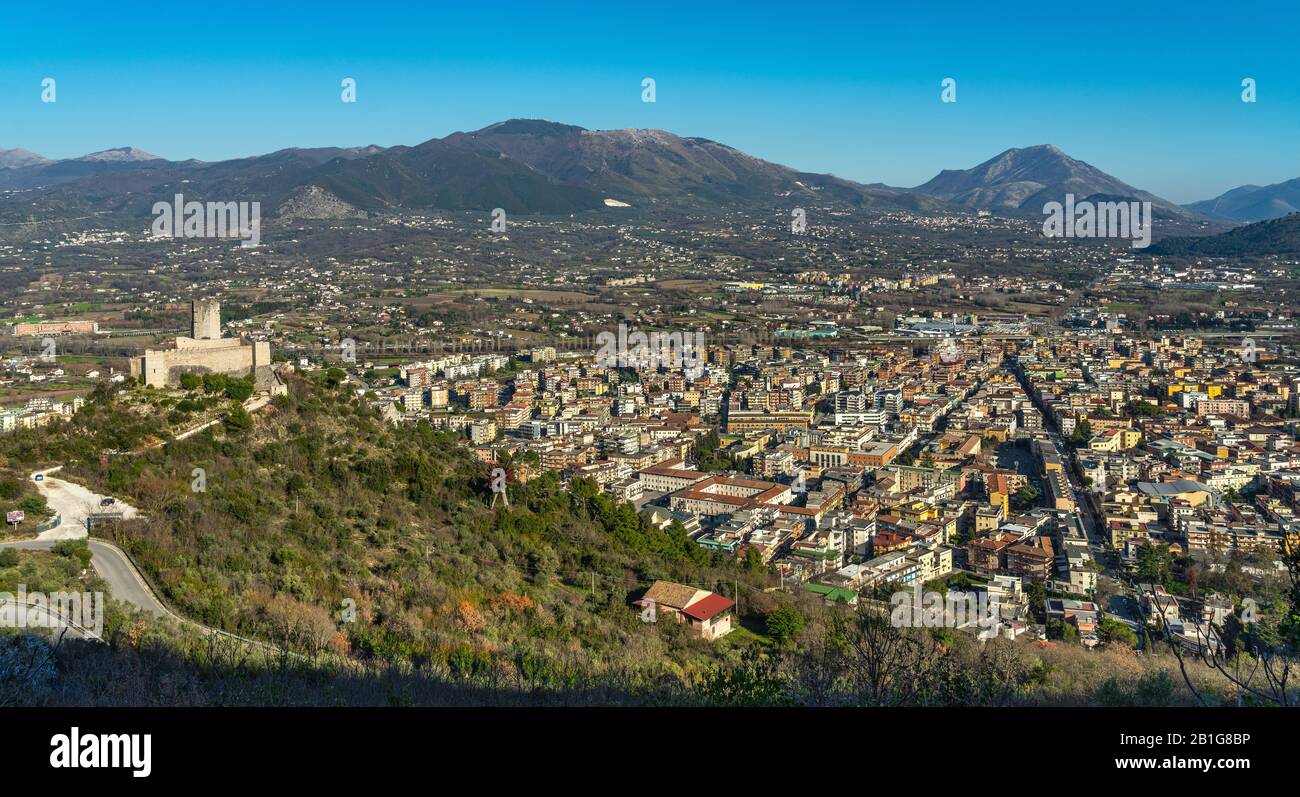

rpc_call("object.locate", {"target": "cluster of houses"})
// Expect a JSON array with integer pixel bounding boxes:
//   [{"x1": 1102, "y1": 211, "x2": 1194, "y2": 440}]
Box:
[
  {"x1": 339, "y1": 319, "x2": 1300, "y2": 646},
  {"x1": 353, "y1": 333, "x2": 1089, "y2": 641},
  {"x1": 1017, "y1": 331, "x2": 1300, "y2": 567},
  {"x1": 0, "y1": 396, "x2": 84, "y2": 432}
]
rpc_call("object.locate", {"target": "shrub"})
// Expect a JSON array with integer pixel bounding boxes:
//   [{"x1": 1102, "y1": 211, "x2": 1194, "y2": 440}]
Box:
[
  {"x1": 17, "y1": 495, "x2": 49, "y2": 517},
  {"x1": 765, "y1": 605, "x2": 804, "y2": 646},
  {"x1": 51, "y1": 539, "x2": 92, "y2": 570}
]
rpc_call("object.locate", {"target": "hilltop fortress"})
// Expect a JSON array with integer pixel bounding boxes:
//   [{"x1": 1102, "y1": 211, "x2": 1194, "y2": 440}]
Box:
[{"x1": 132, "y1": 299, "x2": 280, "y2": 391}]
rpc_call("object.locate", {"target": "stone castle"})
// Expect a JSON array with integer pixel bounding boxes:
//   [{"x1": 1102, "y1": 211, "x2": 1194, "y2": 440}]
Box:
[{"x1": 132, "y1": 299, "x2": 278, "y2": 390}]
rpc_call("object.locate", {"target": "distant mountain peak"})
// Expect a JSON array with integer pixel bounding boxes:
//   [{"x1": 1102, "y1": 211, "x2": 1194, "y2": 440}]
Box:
[
  {"x1": 420, "y1": 119, "x2": 953, "y2": 213},
  {"x1": 912, "y1": 145, "x2": 1194, "y2": 219},
  {"x1": 75, "y1": 146, "x2": 163, "y2": 162},
  {"x1": 474, "y1": 119, "x2": 587, "y2": 136},
  {"x1": 1014, "y1": 144, "x2": 1065, "y2": 154},
  {"x1": 0, "y1": 147, "x2": 52, "y2": 168}
]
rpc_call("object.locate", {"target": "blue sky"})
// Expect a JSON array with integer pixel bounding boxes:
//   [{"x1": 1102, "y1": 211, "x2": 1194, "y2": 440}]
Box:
[{"x1": 1, "y1": 0, "x2": 1296, "y2": 203}]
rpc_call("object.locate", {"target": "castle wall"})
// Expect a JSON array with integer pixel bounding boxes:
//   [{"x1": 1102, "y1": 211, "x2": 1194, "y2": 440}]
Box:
[
  {"x1": 132, "y1": 298, "x2": 270, "y2": 388},
  {"x1": 139, "y1": 340, "x2": 255, "y2": 387}
]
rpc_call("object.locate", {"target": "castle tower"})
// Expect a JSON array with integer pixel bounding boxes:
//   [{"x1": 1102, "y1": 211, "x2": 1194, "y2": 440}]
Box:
[{"x1": 192, "y1": 298, "x2": 221, "y2": 340}]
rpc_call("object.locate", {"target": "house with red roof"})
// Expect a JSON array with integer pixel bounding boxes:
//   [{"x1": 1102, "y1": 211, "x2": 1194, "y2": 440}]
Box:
[{"x1": 634, "y1": 580, "x2": 735, "y2": 640}]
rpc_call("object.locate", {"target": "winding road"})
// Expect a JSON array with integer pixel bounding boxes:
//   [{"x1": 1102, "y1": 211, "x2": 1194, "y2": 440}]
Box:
[
  {"x1": 2, "y1": 470, "x2": 298, "y2": 657},
  {"x1": 1, "y1": 469, "x2": 165, "y2": 618},
  {"x1": 3, "y1": 401, "x2": 299, "y2": 656},
  {"x1": 0, "y1": 599, "x2": 103, "y2": 641},
  {"x1": 0, "y1": 536, "x2": 166, "y2": 617}
]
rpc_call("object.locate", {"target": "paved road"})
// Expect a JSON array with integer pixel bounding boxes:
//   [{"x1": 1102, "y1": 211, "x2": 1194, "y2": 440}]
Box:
[
  {"x1": 0, "y1": 537, "x2": 165, "y2": 616},
  {"x1": 1013, "y1": 365, "x2": 1112, "y2": 576},
  {"x1": 1044, "y1": 429, "x2": 1108, "y2": 557},
  {"x1": 5, "y1": 445, "x2": 317, "y2": 661},
  {"x1": 3, "y1": 470, "x2": 161, "y2": 615},
  {"x1": 0, "y1": 535, "x2": 298, "y2": 662},
  {"x1": 0, "y1": 598, "x2": 102, "y2": 641},
  {"x1": 1107, "y1": 593, "x2": 1142, "y2": 628}
]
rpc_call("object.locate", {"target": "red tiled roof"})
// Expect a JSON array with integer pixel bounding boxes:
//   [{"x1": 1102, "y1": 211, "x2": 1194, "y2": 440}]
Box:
[{"x1": 682, "y1": 593, "x2": 735, "y2": 621}]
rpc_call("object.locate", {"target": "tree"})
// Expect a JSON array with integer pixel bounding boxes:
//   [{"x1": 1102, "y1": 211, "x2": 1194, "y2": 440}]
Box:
[
  {"x1": 766, "y1": 606, "x2": 804, "y2": 646},
  {"x1": 1046, "y1": 616, "x2": 1080, "y2": 643},
  {"x1": 801, "y1": 608, "x2": 1028, "y2": 706},
  {"x1": 1130, "y1": 401, "x2": 1164, "y2": 418},
  {"x1": 17, "y1": 495, "x2": 50, "y2": 517},
  {"x1": 260, "y1": 594, "x2": 339, "y2": 658},
  {"x1": 225, "y1": 376, "x2": 254, "y2": 402},
  {"x1": 0, "y1": 635, "x2": 58, "y2": 707},
  {"x1": 1012, "y1": 485, "x2": 1039, "y2": 511},
  {"x1": 201, "y1": 373, "x2": 228, "y2": 395},
  {"x1": 224, "y1": 406, "x2": 253, "y2": 433},
  {"x1": 1157, "y1": 535, "x2": 1300, "y2": 706},
  {"x1": 1096, "y1": 671, "x2": 1176, "y2": 706},
  {"x1": 1099, "y1": 617, "x2": 1138, "y2": 648},
  {"x1": 1136, "y1": 543, "x2": 1172, "y2": 587},
  {"x1": 697, "y1": 429, "x2": 721, "y2": 458},
  {"x1": 1066, "y1": 419, "x2": 1092, "y2": 446},
  {"x1": 1025, "y1": 579, "x2": 1047, "y2": 622}
]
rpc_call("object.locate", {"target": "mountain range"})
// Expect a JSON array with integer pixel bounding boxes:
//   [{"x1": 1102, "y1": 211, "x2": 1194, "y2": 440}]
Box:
[
  {"x1": 0, "y1": 120, "x2": 952, "y2": 220},
  {"x1": 0, "y1": 120, "x2": 1292, "y2": 232},
  {"x1": 1184, "y1": 178, "x2": 1300, "y2": 223},
  {"x1": 0, "y1": 145, "x2": 164, "y2": 170}
]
